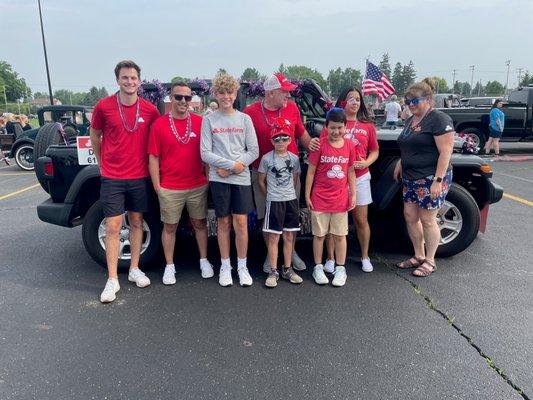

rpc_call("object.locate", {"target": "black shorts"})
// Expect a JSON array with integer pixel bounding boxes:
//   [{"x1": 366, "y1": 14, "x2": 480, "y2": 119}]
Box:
[
  {"x1": 210, "y1": 182, "x2": 253, "y2": 218},
  {"x1": 100, "y1": 177, "x2": 151, "y2": 217},
  {"x1": 263, "y1": 199, "x2": 300, "y2": 234}
]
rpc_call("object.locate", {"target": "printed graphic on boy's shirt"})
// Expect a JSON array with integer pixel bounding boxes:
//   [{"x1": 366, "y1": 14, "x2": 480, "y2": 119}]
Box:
[
  {"x1": 326, "y1": 165, "x2": 345, "y2": 179},
  {"x1": 271, "y1": 159, "x2": 294, "y2": 187}
]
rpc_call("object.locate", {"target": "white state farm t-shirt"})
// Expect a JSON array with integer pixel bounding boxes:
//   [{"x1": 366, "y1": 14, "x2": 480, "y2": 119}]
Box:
[{"x1": 385, "y1": 102, "x2": 402, "y2": 122}]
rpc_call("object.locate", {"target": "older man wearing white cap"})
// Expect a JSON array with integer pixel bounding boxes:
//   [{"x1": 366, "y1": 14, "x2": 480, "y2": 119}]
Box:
[{"x1": 244, "y1": 72, "x2": 318, "y2": 273}]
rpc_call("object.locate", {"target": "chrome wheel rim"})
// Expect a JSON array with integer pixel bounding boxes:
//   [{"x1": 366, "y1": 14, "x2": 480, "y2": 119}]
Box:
[
  {"x1": 437, "y1": 201, "x2": 463, "y2": 245},
  {"x1": 97, "y1": 213, "x2": 151, "y2": 260}
]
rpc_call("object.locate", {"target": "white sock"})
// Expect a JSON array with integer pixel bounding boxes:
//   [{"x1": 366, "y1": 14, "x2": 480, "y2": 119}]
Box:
[
  {"x1": 221, "y1": 258, "x2": 231, "y2": 268},
  {"x1": 166, "y1": 263, "x2": 175, "y2": 268},
  {"x1": 200, "y1": 258, "x2": 210, "y2": 267},
  {"x1": 237, "y1": 258, "x2": 247, "y2": 269},
  {"x1": 108, "y1": 277, "x2": 118, "y2": 282}
]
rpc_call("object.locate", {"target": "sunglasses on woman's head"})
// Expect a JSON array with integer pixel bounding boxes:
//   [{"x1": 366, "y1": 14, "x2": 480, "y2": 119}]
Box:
[
  {"x1": 173, "y1": 94, "x2": 192, "y2": 102},
  {"x1": 405, "y1": 96, "x2": 427, "y2": 106},
  {"x1": 272, "y1": 135, "x2": 290, "y2": 143}
]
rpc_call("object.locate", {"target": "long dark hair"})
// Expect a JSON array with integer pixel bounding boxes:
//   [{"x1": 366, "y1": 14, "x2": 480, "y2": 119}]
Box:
[
  {"x1": 335, "y1": 87, "x2": 372, "y2": 123},
  {"x1": 491, "y1": 99, "x2": 503, "y2": 109}
]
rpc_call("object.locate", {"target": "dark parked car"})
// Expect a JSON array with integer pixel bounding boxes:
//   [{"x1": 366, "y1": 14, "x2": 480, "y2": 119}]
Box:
[
  {"x1": 441, "y1": 86, "x2": 533, "y2": 148},
  {"x1": 7, "y1": 105, "x2": 92, "y2": 170},
  {"x1": 34, "y1": 80, "x2": 503, "y2": 269}
]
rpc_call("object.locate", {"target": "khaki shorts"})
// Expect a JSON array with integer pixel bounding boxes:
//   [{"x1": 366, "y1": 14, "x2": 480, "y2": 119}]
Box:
[
  {"x1": 157, "y1": 184, "x2": 208, "y2": 224},
  {"x1": 252, "y1": 169, "x2": 301, "y2": 220},
  {"x1": 311, "y1": 211, "x2": 348, "y2": 237}
]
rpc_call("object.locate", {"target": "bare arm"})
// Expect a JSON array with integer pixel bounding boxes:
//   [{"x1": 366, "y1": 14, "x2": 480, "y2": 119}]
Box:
[
  {"x1": 348, "y1": 166, "x2": 356, "y2": 210},
  {"x1": 89, "y1": 128, "x2": 102, "y2": 171},
  {"x1": 434, "y1": 131, "x2": 454, "y2": 178},
  {"x1": 258, "y1": 172, "x2": 267, "y2": 195},
  {"x1": 305, "y1": 163, "x2": 316, "y2": 210},
  {"x1": 148, "y1": 155, "x2": 161, "y2": 192}
]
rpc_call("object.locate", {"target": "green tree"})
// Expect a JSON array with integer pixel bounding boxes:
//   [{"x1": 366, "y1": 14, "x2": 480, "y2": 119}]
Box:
[
  {"x1": 391, "y1": 62, "x2": 403, "y2": 93},
  {"x1": 171, "y1": 76, "x2": 189, "y2": 83},
  {"x1": 283, "y1": 65, "x2": 327, "y2": 90},
  {"x1": 82, "y1": 86, "x2": 108, "y2": 106},
  {"x1": 453, "y1": 81, "x2": 471, "y2": 96},
  {"x1": 519, "y1": 72, "x2": 533, "y2": 87},
  {"x1": 216, "y1": 68, "x2": 228, "y2": 75},
  {"x1": 54, "y1": 89, "x2": 75, "y2": 105},
  {"x1": 327, "y1": 67, "x2": 362, "y2": 98},
  {"x1": 240, "y1": 67, "x2": 262, "y2": 81},
  {"x1": 472, "y1": 81, "x2": 486, "y2": 96},
  {"x1": 278, "y1": 64, "x2": 287, "y2": 74},
  {"x1": 484, "y1": 80, "x2": 505, "y2": 96},
  {"x1": 0, "y1": 60, "x2": 32, "y2": 101},
  {"x1": 431, "y1": 77, "x2": 450, "y2": 93},
  {"x1": 401, "y1": 61, "x2": 416, "y2": 93},
  {"x1": 379, "y1": 53, "x2": 392, "y2": 78}
]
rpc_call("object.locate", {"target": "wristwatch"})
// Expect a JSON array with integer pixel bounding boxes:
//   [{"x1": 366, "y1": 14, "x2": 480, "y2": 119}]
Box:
[{"x1": 433, "y1": 176, "x2": 443, "y2": 183}]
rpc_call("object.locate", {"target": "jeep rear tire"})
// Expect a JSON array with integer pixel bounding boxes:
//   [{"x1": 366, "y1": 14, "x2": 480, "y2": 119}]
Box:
[
  {"x1": 82, "y1": 201, "x2": 161, "y2": 271},
  {"x1": 34, "y1": 123, "x2": 78, "y2": 160},
  {"x1": 435, "y1": 183, "x2": 480, "y2": 257}
]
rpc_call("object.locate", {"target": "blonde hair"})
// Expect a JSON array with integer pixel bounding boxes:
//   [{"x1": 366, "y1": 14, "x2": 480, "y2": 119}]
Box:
[
  {"x1": 212, "y1": 72, "x2": 240, "y2": 94},
  {"x1": 405, "y1": 77, "x2": 436, "y2": 100}
]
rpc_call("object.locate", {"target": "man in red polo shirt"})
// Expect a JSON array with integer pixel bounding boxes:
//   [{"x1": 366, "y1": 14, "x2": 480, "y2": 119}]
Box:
[
  {"x1": 90, "y1": 60, "x2": 160, "y2": 303},
  {"x1": 244, "y1": 72, "x2": 318, "y2": 273},
  {"x1": 148, "y1": 81, "x2": 213, "y2": 285}
]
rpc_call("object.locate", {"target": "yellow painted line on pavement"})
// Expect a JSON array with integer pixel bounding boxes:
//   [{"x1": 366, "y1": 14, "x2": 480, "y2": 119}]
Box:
[
  {"x1": 0, "y1": 183, "x2": 40, "y2": 201},
  {"x1": 503, "y1": 193, "x2": 533, "y2": 207}
]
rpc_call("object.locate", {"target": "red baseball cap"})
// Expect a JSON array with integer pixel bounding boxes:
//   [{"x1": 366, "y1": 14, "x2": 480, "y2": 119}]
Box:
[
  {"x1": 263, "y1": 73, "x2": 297, "y2": 92},
  {"x1": 270, "y1": 117, "x2": 292, "y2": 139}
]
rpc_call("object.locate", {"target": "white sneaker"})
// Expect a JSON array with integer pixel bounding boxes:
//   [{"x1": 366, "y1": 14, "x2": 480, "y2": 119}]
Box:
[
  {"x1": 219, "y1": 265, "x2": 233, "y2": 287},
  {"x1": 128, "y1": 268, "x2": 151, "y2": 288},
  {"x1": 361, "y1": 258, "x2": 374, "y2": 273},
  {"x1": 162, "y1": 265, "x2": 176, "y2": 285},
  {"x1": 263, "y1": 256, "x2": 271, "y2": 273},
  {"x1": 292, "y1": 252, "x2": 307, "y2": 271},
  {"x1": 332, "y1": 266, "x2": 347, "y2": 287},
  {"x1": 237, "y1": 266, "x2": 253, "y2": 287},
  {"x1": 100, "y1": 279, "x2": 120, "y2": 303},
  {"x1": 313, "y1": 264, "x2": 329, "y2": 285},
  {"x1": 324, "y1": 259, "x2": 335, "y2": 274},
  {"x1": 200, "y1": 261, "x2": 214, "y2": 279}
]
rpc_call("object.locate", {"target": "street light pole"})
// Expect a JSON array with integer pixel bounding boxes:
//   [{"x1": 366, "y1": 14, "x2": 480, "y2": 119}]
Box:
[
  {"x1": 38, "y1": 0, "x2": 54, "y2": 106},
  {"x1": 469, "y1": 65, "x2": 475, "y2": 96},
  {"x1": 505, "y1": 60, "x2": 511, "y2": 92}
]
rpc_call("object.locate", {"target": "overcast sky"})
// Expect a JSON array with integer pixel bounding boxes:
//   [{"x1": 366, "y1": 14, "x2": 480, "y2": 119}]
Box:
[{"x1": 2, "y1": 0, "x2": 532, "y2": 94}]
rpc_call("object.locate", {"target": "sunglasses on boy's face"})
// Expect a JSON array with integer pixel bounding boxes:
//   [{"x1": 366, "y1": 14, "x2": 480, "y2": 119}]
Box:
[
  {"x1": 173, "y1": 94, "x2": 192, "y2": 102},
  {"x1": 405, "y1": 96, "x2": 427, "y2": 106},
  {"x1": 272, "y1": 135, "x2": 290, "y2": 143}
]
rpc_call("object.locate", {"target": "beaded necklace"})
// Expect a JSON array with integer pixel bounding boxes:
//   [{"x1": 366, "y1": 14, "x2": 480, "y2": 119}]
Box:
[
  {"x1": 261, "y1": 101, "x2": 281, "y2": 128},
  {"x1": 116, "y1": 93, "x2": 140, "y2": 133},
  {"x1": 168, "y1": 111, "x2": 192, "y2": 144}
]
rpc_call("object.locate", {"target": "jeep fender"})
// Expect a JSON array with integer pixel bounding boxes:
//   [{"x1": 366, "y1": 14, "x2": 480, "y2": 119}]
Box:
[
  {"x1": 64, "y1": 165, "x2": 101, "y2": 203},
  {"x1": 371, "y1": 159, "x2": 403, "y2": 211},
  {"x1": 9, "y1": 138, "x2": 34, "y2": 158}
]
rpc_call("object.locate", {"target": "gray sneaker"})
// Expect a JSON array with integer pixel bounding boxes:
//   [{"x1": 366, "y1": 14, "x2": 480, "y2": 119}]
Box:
[
  {"x1": 265, "y1": 270, "x2": 279, "y2": 288},
  {"x1": 263, "y1": 257, "x2": 271, "y2": 273},
  {"x1": 291, "y1": 252, "x2": 307, "y2": 271},
  {"x1": 281, "y1": 266, "x2": 303, "y2": 284}
]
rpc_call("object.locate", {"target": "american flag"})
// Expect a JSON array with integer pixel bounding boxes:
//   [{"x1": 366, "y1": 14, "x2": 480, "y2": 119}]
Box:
[{"x1": 362, "y1": 61, "x2": 395, "y2": 100}]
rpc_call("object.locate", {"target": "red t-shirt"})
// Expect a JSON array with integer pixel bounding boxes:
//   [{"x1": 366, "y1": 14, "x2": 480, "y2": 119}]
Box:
[
  {"x1": 308, "y1": 137, "x2": 357, "y2": 212},
  {"x1": 91, "y1": 95, "x2": 160, "y2": 179},
  {"x1": 147, "y1": 113, "x2": 207, "y2": 190},
  {"x1": 320, "y1": 120, "x2": 379, "y2": 178},
  {"x1": 244, "y1": 100, "x2": 305, "y2": 169}
]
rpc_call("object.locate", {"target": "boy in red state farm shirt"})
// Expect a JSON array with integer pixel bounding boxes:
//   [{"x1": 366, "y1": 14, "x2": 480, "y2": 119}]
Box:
[
  {"x1": 320, "y1": 87, "x2": 379, "y2": 274},
  {"x1": 148, "y1": 81, "x2": 213, "y2": 285},
  {"x1": 305, "y1": 108, "x2": 356, "y2": 288},
  {"x1": 90, "y1": 60, "x2": 160, "y2": 304}
]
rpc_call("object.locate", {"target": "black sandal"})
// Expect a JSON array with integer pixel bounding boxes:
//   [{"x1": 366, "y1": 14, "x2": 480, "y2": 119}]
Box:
[
  {"x1": 396, "y1": 257, "x2": 425, "y2": 269},
  {"x1": 412, "y1": 260, "x2": 436, "y2": 277}
]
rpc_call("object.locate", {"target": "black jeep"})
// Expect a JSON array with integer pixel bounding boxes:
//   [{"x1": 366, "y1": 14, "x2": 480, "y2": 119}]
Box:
[{"x1": 34, "y1": 80, "x2": 503, "y2": 269}]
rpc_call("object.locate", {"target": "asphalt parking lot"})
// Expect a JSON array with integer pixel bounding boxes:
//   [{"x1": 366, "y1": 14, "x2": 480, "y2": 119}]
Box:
[{"x1": 1, "y1": 144, "x2": 532, "y2": 400}]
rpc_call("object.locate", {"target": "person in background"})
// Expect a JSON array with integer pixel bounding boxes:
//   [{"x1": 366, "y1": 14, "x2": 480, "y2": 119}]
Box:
[
  {"x1": 394, "y1": 78, "x2": 455, "y2": 277},
  {"x1": 483, "y1": 99, "x2": 505, "y2": 157},
  {"x1": 18, "y1": 114, "x2": 32, "y2": 131},
  {"x1": 204, "y1": 101, "x2": 218, "y2": 115},
  {"x1": 200, "y1": 72, "x2": 259, "y2": 287},
  {"x1": 385, "y1": 94, "x2": 402, "y2": 127}
]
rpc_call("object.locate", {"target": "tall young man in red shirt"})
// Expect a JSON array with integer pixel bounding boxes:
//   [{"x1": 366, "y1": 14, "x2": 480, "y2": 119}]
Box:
[
  {"x1": 148, "y1": 81, "x2": 213, "y2": 285},
  {"x1": 244, "y1": 73, "x2": 318, "y2": 273},
  {"x1": 90, "y1": 60, "x2": 160, "y2": 303}
]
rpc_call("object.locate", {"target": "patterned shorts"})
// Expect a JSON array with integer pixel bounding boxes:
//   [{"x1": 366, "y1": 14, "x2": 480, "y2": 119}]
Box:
[{"x1": 402, "y1": 170, "x2": 453, "y2": 210}]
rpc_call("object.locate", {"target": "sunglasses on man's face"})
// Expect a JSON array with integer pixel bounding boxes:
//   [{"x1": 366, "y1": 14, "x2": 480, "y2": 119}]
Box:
[
  {"x1": 272, "y1": 135, "x2": 290, "y2": 143},
  {"x1": 173, "y1": 94, "x2": 192, "y2": 102},
  {"x1": 405, "y1": 96, "x2": 427, "y2": 106}
]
